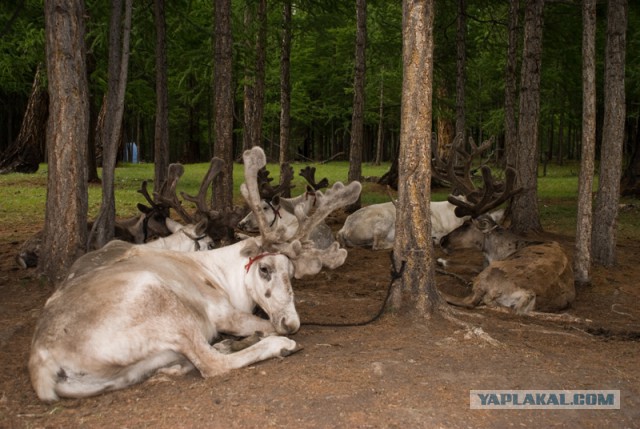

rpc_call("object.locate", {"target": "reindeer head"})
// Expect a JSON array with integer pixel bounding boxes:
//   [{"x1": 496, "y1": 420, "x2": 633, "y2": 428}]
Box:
[
  {"x1": 242, "y1": 251, "x2": 299, "y2": 334},
  {"x1": 240, "y1": 147, "x2": 361, "y2": 280}
]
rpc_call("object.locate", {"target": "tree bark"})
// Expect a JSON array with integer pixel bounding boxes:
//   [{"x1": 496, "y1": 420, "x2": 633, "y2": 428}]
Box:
[
  {"x1": 0, "y1": 66, "x2": 48, "y2": 174},
  {"x1": 621, "y1": 112, "x2": 640, "y2": 196},
  {"x1": 374, "y1": 69, "x2": 384, "y2": 166},
  {"x1": 510, "y1": 0, "x2": 544, "y2": 234},
  {"x1": 455, "y1": 0, "x2": 466, "y2": 142},
  {"x1": 592, "y1": 0, "x2": 627, "y2": 266},
  {"x1": 504, "y1": 0, "x2": 519, "y2": 169},
  {"x1": 242, "y1": 0, "x2": 267, "y2": 152},
  {"x1": 388, "y1": 0, "x2": 441, "y2": 316},
  {"x1": 153, "y1": 0, "x2": 170, "y2": 193},
  {"x1": 278, "y1": 0, "x2": 291, "y2": 166},
  {"x1": 347, "y1": 0, "x2": 367, "y2": 212},
  {"x1": 40, "y1": 0, "x2": 89, "y2": 283},
  {"x1": 212, "y1": 0, "x2": 234, "y2": 211},
  {"x1": 88, "y1": 0, "x2": 132, "y2": 249},
  {"x1": 574, "y1": 0, "x2": 597, "y2": 286}
]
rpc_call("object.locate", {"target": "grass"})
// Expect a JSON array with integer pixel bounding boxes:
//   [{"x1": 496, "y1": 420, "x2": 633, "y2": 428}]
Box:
[{"x1": 1, "y1": 160, "x2": 638, "y2": 241}]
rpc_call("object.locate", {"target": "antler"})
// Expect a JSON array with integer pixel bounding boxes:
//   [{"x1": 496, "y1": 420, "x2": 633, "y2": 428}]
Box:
[
  {"x1": 258, "y1": 163, "x2": 295, "y2": 200},
  {"x1": 179, "y1": 158, "x2": 225, "y2": 219},
  {"x1": 299, "y1": 166, "x2": 329, "y2": 191},
  {"x1": 290, "y1": 181, "x2": 361, "y2": 243},
  {"x1": 150, "y1": 163, "x2": 196, "y2": 224},
  {"x1": 240, "y1": 148, "x2": 285, "y2": 244},
  {"x1": 240, "y1": 147, "x2": 362, "y2": 278},
  {"x1": 443, "y1": 134, "x2": 521, "y2": 218}
]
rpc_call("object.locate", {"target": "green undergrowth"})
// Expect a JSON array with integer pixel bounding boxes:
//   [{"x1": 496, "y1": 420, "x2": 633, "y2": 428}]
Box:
[{"x1": 1, "y1": 161, "x2": 638, "y2": 242}]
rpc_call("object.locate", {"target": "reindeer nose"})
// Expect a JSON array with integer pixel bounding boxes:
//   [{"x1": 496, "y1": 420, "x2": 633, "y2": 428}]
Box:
[{"x1": 280, "y1": 316, "x2": 300, "y2": 334}]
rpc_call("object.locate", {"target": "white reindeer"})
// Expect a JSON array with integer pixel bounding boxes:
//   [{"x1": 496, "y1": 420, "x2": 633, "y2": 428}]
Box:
[
  {"x1": 336, "y1": 198, "x2": 473, "y2": 250},
  {"x1": 29, "y1": 147, "x2": 361, "y2": 402},
  {"x1": 59, "y1": 219, "x2": 213, "y2": 288}
]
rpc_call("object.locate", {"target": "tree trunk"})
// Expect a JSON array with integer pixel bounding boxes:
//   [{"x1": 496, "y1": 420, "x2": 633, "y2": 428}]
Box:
[
  {"x1": 0, "y1": 66, "x2": 48, "y2": 174},
  {"x1": 85, "y1": 50, "x2": 99, "y2": 182},
  {"x1": 212, "y1": 0, "x2": 234, "y2": 211},
  {"x1": 153, "y1": 0, "x2": 169, "y2": 193},
  {"x1": 278, "y1": 0, "x2": 291, "y2": 166},
  {"x1": 242, "y1": 0, "x2": 267, "y2": 152},
  {"x1": 621, "y1": 112, "x2": 640, "y2": 196},
  {"x1": 592, "y1": 0, "x2": 627, "y2": 266},
  {"x1": 184, "y1": 75, "x2": 201, "y2": 163},
  {"x1": 86, "y1": 88, "x2": 99, "y2": 182},
  {"x1": 574, "y1": 0, "x2": 597, "y2": 286},
  {"x1": 510, "y1": 0, "x2": 544, "y2": 234},
  {"x1": 504, "y1": 0, "x2": 519, "y2": 169},
  {"x1": 374, "y1": 69, "x2": 384, "y2": 166},
  {"x1": 455, "y1": 0, "x2": 466, "y2": 142},
  {"x1": 347, "y1": 0, "x2": 367, "y2": 212},
  {"x1": 40, "y1": 0, "x2": 89, "y2": 284},
  {"x1": 387, "y1": 0, "x2": 441, "y2": 316},
  {"x1": 88, "y1": 0, "x2": 132, "y2": 249}
]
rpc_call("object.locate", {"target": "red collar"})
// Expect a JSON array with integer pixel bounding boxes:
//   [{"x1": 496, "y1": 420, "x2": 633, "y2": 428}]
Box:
[{"x1": 244, "y1": 253, "x2": 277, "y2": 272}]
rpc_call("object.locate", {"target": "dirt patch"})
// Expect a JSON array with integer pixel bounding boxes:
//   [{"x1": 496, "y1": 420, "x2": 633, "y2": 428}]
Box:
[{"x1": 1, "y1": 214, "x2": 639, "y2": 428}]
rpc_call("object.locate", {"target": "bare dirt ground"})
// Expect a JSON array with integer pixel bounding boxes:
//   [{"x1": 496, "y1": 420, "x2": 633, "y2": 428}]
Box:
[{"x1": 1, "y1": 209, "x2": 639, "y2": 428}]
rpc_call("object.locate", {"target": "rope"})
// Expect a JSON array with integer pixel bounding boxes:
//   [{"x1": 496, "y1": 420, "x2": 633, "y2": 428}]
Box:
[{"x1": 301, "y1": 251, "x2": 404, "y2": 328}]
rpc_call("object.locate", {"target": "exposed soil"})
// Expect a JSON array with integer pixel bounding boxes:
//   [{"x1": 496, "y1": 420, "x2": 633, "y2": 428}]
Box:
[{"x1": 1, "y1": 210, "x2": 639, "y2": 428}]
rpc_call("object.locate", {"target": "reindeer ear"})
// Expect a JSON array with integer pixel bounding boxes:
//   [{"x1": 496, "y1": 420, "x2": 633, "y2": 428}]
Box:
[
  {"x1": 195, "y1": 218, "x2": 208, "y2": 236},
  {"x1": 240, "y1": 238, "x2": 262, "y2": 258}
]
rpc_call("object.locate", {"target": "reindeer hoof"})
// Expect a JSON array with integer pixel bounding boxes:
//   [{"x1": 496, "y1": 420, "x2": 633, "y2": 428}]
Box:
[{"x1": 280, "y1": 343, "x2": 304, "y2": 357}]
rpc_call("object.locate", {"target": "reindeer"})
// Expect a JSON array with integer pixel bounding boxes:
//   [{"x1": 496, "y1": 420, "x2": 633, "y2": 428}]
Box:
[
  {"x1": 59, "y1": 219, "x2": 213, "y2": 289},
  {"x1": 335, "y1": 199, "x2": 474, "y2": 250},
  {"x1": 15, "y1": 198, "x2": 173, "y2": 269},
  {"x1": 237, "y1": 165, "x2": 334, "y2": 249},
  {"x1": 440, "y1": 215, "x2": 575, "y2": 313},
  {"x1": 436, "y1": 137, "x2": 575, "y2": 314},
  {"x1": 336, "y1": 135, "x2": 502, "y2": 250},
  {"x1": 29, "y1": 147, "x2": 362, "y2": 402}
]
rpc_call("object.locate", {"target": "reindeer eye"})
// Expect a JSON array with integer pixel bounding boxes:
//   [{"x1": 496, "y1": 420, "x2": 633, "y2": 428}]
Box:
[
  {"x1": 258, "y1": 265, "x2": 271, "y2": 280},
  {"x1": 264, "y1": 289, "x2": 271, "y2": 298}
]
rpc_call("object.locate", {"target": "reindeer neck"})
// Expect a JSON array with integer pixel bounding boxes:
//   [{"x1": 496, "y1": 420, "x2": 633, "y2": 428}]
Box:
[{"x1": 188, "y1": 239, "x2": 260, "y2": 313}]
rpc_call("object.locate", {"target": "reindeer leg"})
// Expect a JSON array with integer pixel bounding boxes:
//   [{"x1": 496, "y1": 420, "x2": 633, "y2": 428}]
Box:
[
  {"x1": 213, "y1": 332, "x2": 264, "y2": 354},
  {"x1": 217, "y1": 310, "x2": 279, "y2": 337},
  {"x1": 180, "y1": 335, "x2": 300, "y2": 378}
]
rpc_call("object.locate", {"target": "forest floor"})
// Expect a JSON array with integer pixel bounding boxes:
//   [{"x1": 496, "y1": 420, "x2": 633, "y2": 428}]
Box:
[{"x1": 1, "y1": 208, "x2": 639, "y2": 428}]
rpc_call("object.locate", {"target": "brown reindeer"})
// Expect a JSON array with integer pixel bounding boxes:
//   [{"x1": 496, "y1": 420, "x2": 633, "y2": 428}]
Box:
[{"x1": 437, "y1": 135, "x2": 575, "y2": 314}]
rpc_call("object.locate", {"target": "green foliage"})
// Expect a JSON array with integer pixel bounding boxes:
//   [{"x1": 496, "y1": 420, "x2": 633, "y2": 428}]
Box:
[{"x1": 2, "y1": 0, "x2": 639, "y2": 165}]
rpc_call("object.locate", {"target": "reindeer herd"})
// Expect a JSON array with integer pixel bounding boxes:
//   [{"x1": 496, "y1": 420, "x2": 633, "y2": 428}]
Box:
[{"x1": 23, "y1": 139, "x2": 577, "y2": 402}]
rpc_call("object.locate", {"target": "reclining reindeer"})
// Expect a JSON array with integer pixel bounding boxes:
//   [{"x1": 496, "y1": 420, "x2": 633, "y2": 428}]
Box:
[
  {"x1": 440, "y1": 214, "x2": 575, "y2": 314},
  {"x1": 335, "y1": 198, "x2": 475, "y2": 250},
  {"x1": 17, "y1": 157, "x2": 243, "y2": 269},
  {"x1": 29, "y1": 147, "x2": 362, "y2": 402},
  {"x1": 437, "y1": 153, "x2": 575, "y2": 314},
  {"x1": 336, "y1": 135, "x2": 500, "y2": 250},
  {"x1": 60, "y1": 219, "x2": 213, "y2": 288},
  {"x1": 237, "y1": 165, "x2": 334, "y2": 249},
  {"x1": 15, "y1": 198, "x2": 173, "y2": 269}
]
